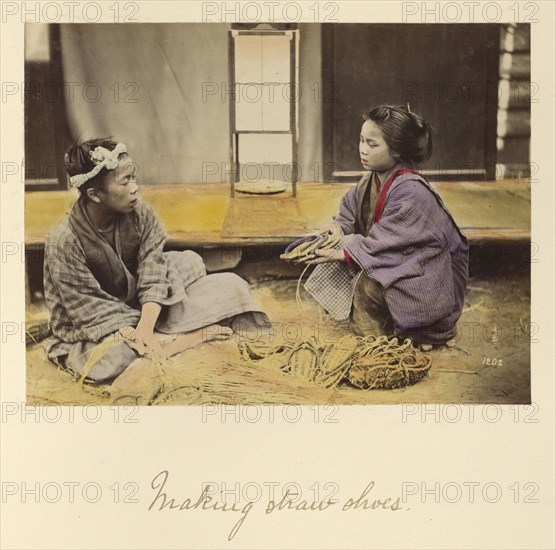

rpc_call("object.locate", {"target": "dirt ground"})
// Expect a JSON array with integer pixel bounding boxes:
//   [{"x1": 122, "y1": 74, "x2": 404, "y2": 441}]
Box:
[{"x1": 26, "y1": 246, "x2": 531, "y2": 405}]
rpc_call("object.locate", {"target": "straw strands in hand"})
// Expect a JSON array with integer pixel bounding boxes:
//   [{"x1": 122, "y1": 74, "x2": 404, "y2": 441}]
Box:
[
  {"x1": 280, "y1": 232, "x2": 342, "y2": 312},
  {"x1": 280, "y1": 233, "x2": 342, "y2": 264}
]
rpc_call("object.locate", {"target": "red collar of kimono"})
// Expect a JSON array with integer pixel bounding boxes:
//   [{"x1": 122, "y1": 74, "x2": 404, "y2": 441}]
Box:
[{"x1": 373, "y1": 168, "x2": 421, "y2": 223}]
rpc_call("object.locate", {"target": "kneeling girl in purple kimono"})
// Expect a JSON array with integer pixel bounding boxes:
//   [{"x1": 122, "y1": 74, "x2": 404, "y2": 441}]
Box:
[{"x1": 305, "y1": 105, "x2": 469, "y2": 345}]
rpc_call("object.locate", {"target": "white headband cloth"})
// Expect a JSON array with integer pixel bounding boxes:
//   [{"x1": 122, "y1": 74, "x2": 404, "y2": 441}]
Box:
[{"x1": 69, "y1": 142, "x2": 127, "y2": 188}]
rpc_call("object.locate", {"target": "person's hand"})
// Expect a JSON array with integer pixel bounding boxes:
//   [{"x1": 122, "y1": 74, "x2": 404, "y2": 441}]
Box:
[
  {"x1": 308, "y1": 223, "x2": 344, "y2": 239},
  {"x1": 119, "y1": 325, "x2": 167, "y2": 362},
  {"x1": 307, "y1": 247, "x2": 345, "y2": 264}
]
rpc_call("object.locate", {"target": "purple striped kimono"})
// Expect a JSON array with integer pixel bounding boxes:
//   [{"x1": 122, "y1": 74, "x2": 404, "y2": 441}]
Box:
[{"x1": 309, "y1": 170, "x2": 469, "y2": 344}]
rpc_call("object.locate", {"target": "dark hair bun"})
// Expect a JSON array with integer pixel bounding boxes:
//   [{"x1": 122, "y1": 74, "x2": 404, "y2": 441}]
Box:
[{"x1": 364, "y1": 105, "x2": 433, "y2": 165}]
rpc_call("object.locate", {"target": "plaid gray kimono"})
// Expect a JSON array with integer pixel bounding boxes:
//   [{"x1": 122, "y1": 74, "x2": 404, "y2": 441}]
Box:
[{"x1": 43, "y1": 200, "x2": 268, "y2": 380}]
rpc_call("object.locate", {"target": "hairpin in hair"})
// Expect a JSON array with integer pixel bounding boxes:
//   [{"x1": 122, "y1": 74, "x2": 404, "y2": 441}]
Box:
[{"x1": 406, "y1": 102, "x2": 412, "y2": 113}]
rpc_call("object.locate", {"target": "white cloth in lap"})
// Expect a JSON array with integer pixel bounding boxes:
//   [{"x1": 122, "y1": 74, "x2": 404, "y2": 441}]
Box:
[
  {"x1": 156, "y1": 251, "x2": 267, "y2": 333},
  {"x1": 303, "y1": 234, "x2": 361, "y2": 321}
]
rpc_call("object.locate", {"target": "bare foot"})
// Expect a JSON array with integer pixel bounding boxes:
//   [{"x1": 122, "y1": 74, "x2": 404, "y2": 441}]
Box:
[
  {"x1": 162, "y1": 325, "x2": 233, "y2": 356},
  {"x1": 110, "y1": 357, "x2": 164, "y2": 405},
  {"x1": 205, "y1": 325, "x2": 234, "y2": 342}
]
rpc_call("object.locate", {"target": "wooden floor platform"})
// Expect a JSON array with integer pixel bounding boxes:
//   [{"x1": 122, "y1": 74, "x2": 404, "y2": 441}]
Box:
[{"x1": 25, "y1": 180, "x2": 531, "y2": 248}]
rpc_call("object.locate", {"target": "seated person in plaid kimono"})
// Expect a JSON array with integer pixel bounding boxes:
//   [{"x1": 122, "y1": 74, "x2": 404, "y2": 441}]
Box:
[
  {"x1": 305, "y1": 105, "x2": 469, "y2": 346},
  {"x1": 43, "y1": 138, "x2": 270, "y2": 382}
]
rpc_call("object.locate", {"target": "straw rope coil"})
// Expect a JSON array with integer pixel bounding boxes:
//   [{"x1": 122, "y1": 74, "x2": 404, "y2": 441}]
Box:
[{"x1": 347, "y1": 336, "x2": 432, "y2": 389}]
